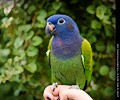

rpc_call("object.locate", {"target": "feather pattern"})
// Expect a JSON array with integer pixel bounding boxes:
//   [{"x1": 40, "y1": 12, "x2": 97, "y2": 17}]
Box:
[
  {"x1": 52, "y1": 35, "x2": 83, "y2": 59},
  {"x1": 46, "y1": 14, "x2": 93, "y2": 89}
]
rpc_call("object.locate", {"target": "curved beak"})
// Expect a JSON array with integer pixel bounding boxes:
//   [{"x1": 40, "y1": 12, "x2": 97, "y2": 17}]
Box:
[{"x1": 45, "y1": 24, "x2": 57, "y2": 36}]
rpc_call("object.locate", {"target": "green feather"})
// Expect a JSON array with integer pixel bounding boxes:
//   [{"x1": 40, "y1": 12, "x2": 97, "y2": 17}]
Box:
[
  {"x1": 47, "y1": 37, "x2": 93, "y2": 89},
  {"x1": 50, "y1": 51, "x2": 86, "y2": 89},
  {"x1": 81, "y1": 39, "x2": 93, "y2": 85}
]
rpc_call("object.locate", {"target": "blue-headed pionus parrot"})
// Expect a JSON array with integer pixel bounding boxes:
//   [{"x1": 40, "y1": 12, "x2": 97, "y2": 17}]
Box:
[{"x1": 45, "y1": 14, "x2": 93, "y2": 90}]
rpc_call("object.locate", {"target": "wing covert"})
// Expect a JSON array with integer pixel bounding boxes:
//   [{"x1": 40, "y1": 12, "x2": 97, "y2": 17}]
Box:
[
  {"x1": 46, "y1": 36, "x2": 54, "y2": 67},
  {"x1": 81, "y1": 39, "x2": 93, "y2": 85}
]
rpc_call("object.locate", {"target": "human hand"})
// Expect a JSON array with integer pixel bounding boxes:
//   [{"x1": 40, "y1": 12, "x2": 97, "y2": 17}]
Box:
[{"x1": 43, "y1": 85, "x2": 93, "y2": 100}]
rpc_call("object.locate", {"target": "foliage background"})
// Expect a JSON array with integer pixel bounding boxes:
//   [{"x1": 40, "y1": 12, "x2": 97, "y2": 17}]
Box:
[{"x1": 0, "y1": 0, "x2": 116, "y2": 100}]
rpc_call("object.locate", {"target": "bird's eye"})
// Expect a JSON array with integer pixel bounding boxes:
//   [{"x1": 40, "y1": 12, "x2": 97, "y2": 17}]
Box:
[
  {"x1": 57, "y1": 18, "x2": 65, "y2": 25},
  {"x1": 47, "y1": 22, "x2": 52, "y2": 25}
]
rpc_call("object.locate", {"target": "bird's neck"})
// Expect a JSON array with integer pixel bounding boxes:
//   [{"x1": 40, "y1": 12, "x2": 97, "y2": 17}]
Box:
[{"x1": 52, "y1": 34, "x2": 83, "y2": 59}]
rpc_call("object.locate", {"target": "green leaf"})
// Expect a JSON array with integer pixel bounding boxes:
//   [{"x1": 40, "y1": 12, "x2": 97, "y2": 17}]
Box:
[
  {"x1": 14, "y1": 86, "x2": 22, "y2": 96},
  {"x1": 112, "y1": 17, "x2": 116, "y2": 28},
  {"x1": 52, "y1": 2, "x2": 62, "y2": 10},
  {"x1": 0, "y1": 56, "x2": 7, "y2": 63},
  {"x1": 14, "y1": 37, "x2": 24, "y2": 49},
  {"x1": 27, "y1": 46, "x2": 38, "y2": 57},
  {"x1": 32, "y1": 36, "x2": 43, "y2": 46},
  {"x1": 37, "y1": 15, "x2": 46, "y2": 24},
  {"x1": 102, "y1": 16, "x2": 111, "y2": 25},
  {"x1": 1, "y1": 17, "x2": 8, "y2": 23},
  {"x1": 1, "y1": 17, "x2": 13, "y2": 28},
  {"x1": 86, "y1": 5, "x2": 95, "y2": 14},
  {"x1": 91, "y1": 20, "x2": 102, "y2": 29},
  {"x1": 109, "y1": 69, "x2": 115, "y2": 81},
  {"x1": 25, "y1": 62, "x2": 37, "y2": 73},
  {"x1": 112, "y1": 17, "x2": 115, "y2": 24},
  {"x1": 12, "y1": 48, "x2": 26, "y2": 58},
  {"x1": 24, "y1": 24, "x2": 32, "y2": 32},
  {"x1": 28, "y1": 5, "x2": 36, "y2": 14},
  {"x1": 89, "y1": 35, "x2": 97, "y2": 44},
  {"x1": 26, "y1": 31, "x2": 34, "y2": 40},
  {"x1": 14, "y1": 65, "x2": 24, "y2": 75},
  {"x1": 0, "y1": 49, "x2": 10, "y2": 56},
  {"x1": 18, "y1": 24, "x2": 32, "y2": 33},
  {"x1": 7, "y1": 58, "x2": 13, "y2": 65},
  {"x1": 13, "y1": 56, "x2": 20, "y2": 62},
  {"x1": 99, "y1": 65, "x2": 109, "y2": 76},
  {"x1": 0, "y1": 9, "x2": 4, "y2": 16},
  {"x1": 95, "y1": 41, "x2": 105, "y2": 52},
  {"x1": 0, "y1": 83, "x2": 11, "y2": 95},
  {"x1": 14, "y1": 88, "x2": 21, "y2": 96},
  {"x1": 39, "y1": 9, "x2": 47, "y2": 18},
  {"x1": 104, "y1": 25, "x2": 113, "y2": 37},
  {"x1": 37, "y1": 9, "x2": 47, "y2": 22},
  {"x1": 34, "y1": 22, "x2": 45, "y2": 28},
  {"x1": 104, "y1": 87, "x2": 114, "y2": 96},
  {"x1": 96, "y1": 5, "x2": 107, "y2": 20},
  {"x1": 106, "y1": 42, "x2": 115, "y2": 53}
]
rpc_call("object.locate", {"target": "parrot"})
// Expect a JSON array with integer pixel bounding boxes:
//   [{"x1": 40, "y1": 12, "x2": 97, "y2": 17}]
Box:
[{"x1": 45, "y1": 14, "x2": 93, "y2": 90}]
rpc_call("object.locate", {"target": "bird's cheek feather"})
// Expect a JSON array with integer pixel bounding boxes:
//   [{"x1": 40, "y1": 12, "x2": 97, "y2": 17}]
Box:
[{"x1": 66, "y1": 23, "x2": 74, "y2": 31}]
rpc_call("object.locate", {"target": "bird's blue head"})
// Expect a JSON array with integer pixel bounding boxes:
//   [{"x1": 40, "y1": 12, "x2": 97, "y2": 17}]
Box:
[{"x1": 45, "y1": 14, "x2": 80, "y2": 38}]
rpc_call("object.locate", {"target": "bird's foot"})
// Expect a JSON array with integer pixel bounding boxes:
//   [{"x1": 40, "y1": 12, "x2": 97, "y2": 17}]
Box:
[
  {"x1": 50, "y1": 82, "x2": 58, "y2": 92},
  {"x1": 69, "y1": 85, "x2": 80, "y2": 89}
]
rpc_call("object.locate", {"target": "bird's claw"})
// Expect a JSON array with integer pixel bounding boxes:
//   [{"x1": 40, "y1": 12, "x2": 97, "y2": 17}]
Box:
[
  {"x1": 69, "y1": 85, "x2": 80, "y2": 89},
  {"x1": 50, "y1": 82, "x2": 58, "y2": 92}
]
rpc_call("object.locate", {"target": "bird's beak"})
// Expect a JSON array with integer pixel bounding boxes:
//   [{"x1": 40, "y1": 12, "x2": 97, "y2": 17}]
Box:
[{"x1": 45, "y1": 24, "x2": 57, "y2": 36}]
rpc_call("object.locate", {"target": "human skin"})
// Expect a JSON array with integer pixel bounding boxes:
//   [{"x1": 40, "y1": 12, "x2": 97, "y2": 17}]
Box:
[{"x1": 43, "y1": 85, "x2": 93, "y2": 100}]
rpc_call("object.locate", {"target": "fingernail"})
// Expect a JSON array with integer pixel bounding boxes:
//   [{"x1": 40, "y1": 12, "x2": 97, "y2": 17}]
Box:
[{"x1": 47, "y1": 97, "x2": 51, "y2": 100}]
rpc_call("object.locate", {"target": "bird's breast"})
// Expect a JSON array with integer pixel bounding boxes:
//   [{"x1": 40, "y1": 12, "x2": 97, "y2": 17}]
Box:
[{"x1": 52, "y1": 37, "x2": 82, "y2": 59}]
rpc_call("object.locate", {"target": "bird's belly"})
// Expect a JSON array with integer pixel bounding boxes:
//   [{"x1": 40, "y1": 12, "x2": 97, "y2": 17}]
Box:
[{"x1": 51, "y1": 53, "x2": 83, "y2": 85}]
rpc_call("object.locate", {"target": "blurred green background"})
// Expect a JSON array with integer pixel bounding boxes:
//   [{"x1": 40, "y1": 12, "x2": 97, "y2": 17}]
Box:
[{"x1": 0, "y1": 0, "x2": 116, "y2": 100}]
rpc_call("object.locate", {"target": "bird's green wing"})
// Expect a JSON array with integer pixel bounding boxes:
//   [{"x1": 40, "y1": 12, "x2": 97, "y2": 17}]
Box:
[
  {"x1": 81, "y1": 39, "x2": 93, "y2": 85},
  {"x1": 46, "y1": 36, "x2": 54, "y2": 67}
]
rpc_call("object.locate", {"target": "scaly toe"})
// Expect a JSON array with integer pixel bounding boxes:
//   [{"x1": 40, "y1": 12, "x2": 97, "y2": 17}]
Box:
[
  {"x1": 50, "y1": 82, "x2": 58, "y2": 92},
  {"x1": 69, "y1": 85, "x2": 80, "y2": 89}
]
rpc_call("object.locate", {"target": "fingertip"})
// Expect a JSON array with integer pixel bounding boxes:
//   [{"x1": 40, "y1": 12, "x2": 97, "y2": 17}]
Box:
[
  {"x1": 44, "y1": 93, "x2": 54, "y2": 100},
  {"x1": 47, "y1": 96, "x2": 51, "y2": 100},
  {"x1": 57, "y1": 96, "x2": 60, "y2": 100},
  {"x1": 43, "y1": 86, "x2": 54, "y2": 100},
  {"x1": 51, "y1": 86, "x2": 59, "y2": 96}
]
